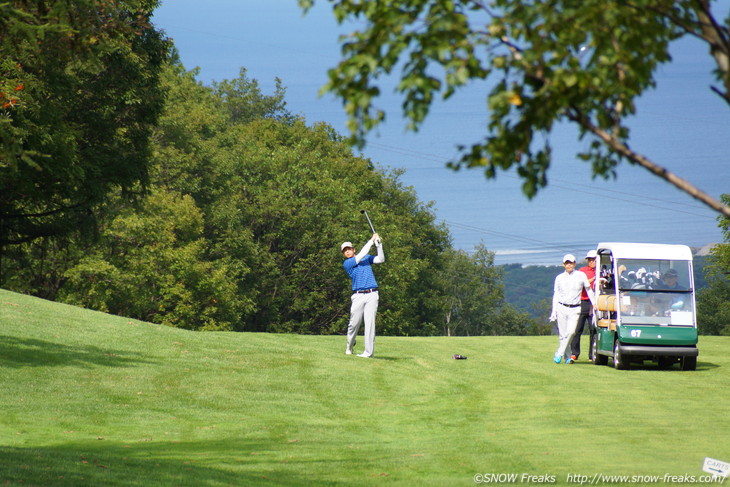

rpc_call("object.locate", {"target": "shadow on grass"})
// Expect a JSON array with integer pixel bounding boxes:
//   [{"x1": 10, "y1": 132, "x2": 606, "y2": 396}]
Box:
[
  {"x1": 0, "y1": 444, "x2": 240, "y2": 487},
  {"x1": 0, "y1": 441, "x2": 343, "y2": 487},
  {"x1": 573, "y1": 359, "x2": 719, "y2": 372},
  {"x1": 373, "y1": 355, "x2": 413, "y2": 361},
  {"x1": 695, "y1": 360, "x2": 720, "y2": 371},
  {"x1": 0, "y1": 336, "x2": 155, "y2": 369}
]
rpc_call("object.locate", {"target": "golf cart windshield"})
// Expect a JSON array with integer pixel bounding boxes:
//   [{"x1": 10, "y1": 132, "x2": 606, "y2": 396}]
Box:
[{"x1": 614, "y1": 258, "x2": 694, "y2": 326}]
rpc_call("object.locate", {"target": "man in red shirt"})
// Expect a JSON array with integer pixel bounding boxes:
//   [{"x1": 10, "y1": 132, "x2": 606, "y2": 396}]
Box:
[{"x1": 570, "y1": 250, "x2": 597, "y2": 361}]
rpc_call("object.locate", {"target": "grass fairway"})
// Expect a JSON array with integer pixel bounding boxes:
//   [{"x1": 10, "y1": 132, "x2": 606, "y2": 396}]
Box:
[{"x1": 1, "y1": 288, "x2": 728, "y2": 486}]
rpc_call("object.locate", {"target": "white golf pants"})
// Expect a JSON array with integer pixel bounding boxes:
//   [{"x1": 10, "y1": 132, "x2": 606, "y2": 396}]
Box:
[
  {"x1": 346, "y1": 291, "x2": 379, "y2": 357},
  {"x1": 555, "y1": 304, "x2": 581, "y2": 360}
]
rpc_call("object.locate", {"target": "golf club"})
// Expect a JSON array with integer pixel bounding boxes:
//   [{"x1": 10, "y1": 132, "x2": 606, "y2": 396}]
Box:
[{"x1": 360, "y1": 209, "x2": 380, "y2": 245}]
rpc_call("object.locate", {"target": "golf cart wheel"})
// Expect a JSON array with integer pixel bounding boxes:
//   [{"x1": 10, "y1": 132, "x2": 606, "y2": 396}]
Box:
[
  {"x1": 681, "y1": 356, "x2": 697, "y2": 371},
  {"x1": 590, "y1": 335, "x2": 608, "y2": 366},
  {"x1": 657, "y1": 357, "x2": 675, "y2": 369},
  {"x1": 613, "y1": 341, "x2": 630, "y2": 370}
]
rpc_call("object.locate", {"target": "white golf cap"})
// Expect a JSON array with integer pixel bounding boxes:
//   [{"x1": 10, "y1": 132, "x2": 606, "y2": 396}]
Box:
[
  {"x1": 586, "y1": 250, "x2": 597, "y2": 259},
  {"x1": 340, "y1": 241, "x2": 354, "y2": 251},
  {"x1": 563, "y1": 253, "x2": 576, "y2": 263}
]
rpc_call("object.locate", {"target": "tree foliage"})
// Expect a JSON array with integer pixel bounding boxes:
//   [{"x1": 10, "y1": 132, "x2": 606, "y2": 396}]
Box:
[
  {"x1": 697, "y1": 193, "x2": 730, "y2": 335},
  {"x1": 2, "y1": 62, "x2": 470, "y2": 334},
  {"x1": 212, "y1": 67, "x2": 295, "y2": 125},
  {"x1": 502, "y1": 263, "x2": 562, "y2": 317},
  {"x1": 441, "y1": 244, "x2": 513, "y2": 335},
  {"x1": 300, "y1": 0, "x2": 730, "y2": 216},
  {"x1": 58, "y1": 190, "x2": 249, "y2": 330},
  {"x1": 0, "y1": 0, "x2": 170, "y2": 245},
  {"x1": 3, "y1": 3, "x2": 724, "y2": 335},
  {"x1": 1, "y1": 42, "x2": 534, "y2": 334}
]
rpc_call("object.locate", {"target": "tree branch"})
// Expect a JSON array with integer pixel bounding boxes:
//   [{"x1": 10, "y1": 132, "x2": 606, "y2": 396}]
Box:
[
  {"x1": 0, "y1": 199, "x2": 91, "y2": 219},
  {"x1": 636, "y1": 1, "x2": 730, "y2": 105},
  {"x1": 693, "y1": 0, "x2": 730, "y2": 105},
  {"x1": 567, "y1": 106, "x2": 730, "y2": 218}
]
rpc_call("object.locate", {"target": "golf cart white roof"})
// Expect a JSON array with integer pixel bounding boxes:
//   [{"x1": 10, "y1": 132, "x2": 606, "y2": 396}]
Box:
[{"x1": 596, "y1": 242, "x2": 693, "y2": 261}]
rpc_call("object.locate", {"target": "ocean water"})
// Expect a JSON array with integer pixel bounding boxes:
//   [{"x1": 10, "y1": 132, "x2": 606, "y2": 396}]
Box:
[{"x1": 152, "y1": 1, "x2": 729, "y2": 265}]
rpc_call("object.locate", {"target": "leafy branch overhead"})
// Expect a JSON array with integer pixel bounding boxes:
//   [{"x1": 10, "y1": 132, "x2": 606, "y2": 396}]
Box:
[{"x1": 300, "y1": 0, "x2": 730, "y2": 216}]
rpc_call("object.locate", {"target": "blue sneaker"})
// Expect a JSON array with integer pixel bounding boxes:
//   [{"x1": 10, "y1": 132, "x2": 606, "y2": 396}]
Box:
[
  {"x1": 565, "y1": 357, "x2": 574, "y2": 364},
  {"x1": 553, "y1": 354, "x2": 562, "y2": 364}
]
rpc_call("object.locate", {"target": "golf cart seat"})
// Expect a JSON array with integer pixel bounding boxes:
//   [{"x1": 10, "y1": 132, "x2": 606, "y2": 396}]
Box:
[
  {"x1": 596, "y1": 294, "x2": 617, "y2": 330},
  {"x1": 597, "y1": 294, "x2": 617, "y2": 312},
  {"x1": 596, "y1": 318, "x2": 617, "y2": 330}
]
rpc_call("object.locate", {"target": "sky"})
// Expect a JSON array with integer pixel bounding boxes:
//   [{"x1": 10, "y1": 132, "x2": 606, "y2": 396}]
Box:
[{"x1": 151, "y1": 0, "x2": 729, "y2": 265}]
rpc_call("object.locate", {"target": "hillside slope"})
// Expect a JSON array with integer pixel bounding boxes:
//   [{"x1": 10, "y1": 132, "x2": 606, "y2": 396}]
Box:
[{"x1": 1, "y1": 289, "x2": 728, "y2": 486}]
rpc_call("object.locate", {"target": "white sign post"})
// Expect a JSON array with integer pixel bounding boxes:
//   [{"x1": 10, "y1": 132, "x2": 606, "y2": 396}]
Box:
[{"x1": 703, "y1": 457, "x2": 730, "y2": 478}]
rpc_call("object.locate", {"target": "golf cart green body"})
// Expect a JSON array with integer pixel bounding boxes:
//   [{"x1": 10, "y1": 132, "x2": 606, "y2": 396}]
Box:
[{"x1": 590, "y1": 243, "x2": 698, "y2": 370}]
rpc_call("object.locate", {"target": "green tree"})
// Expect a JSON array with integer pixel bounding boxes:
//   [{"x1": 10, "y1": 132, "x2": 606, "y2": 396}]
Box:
[
  {"x1": 442, "y1": 245, "x2": 504, "y2": 335},
  {"x1": 491, "y1": 304, "x2": 534, "y2": 336},
  {"x1": 154, "y1": 64, "x2": 453, "y2": 335},
  {"x1": 2, "y1": 57, "x2": 513, "y2": 337},
  {"x1": 440, "y1": 244, "x2": 533, "y2": 336},
  {"x1": 204, "y1": 116, "x2": 451, "y2": 335},
  {"x1": 697, "y1": 193, "x2": 730, "y2": 335},
  {"x1": 527, "y1": 298, "x2": 553, "y2": 335},
  {"x1": 212, "y1": 67, "x2": 295, "y2": 125},
  {"x1": 697, "y1": 280, "x2": 730, "y2": 335},
  {"x1": 0, "y1": 0, "x2": 170, "y2": 246},
  {"x1": 0, "y1": 230, "x2": 84, "y2": 299},
  {"x1": 83, "y1": 61, "x2": 453, "y2": 335},
  {"x1": 300, "y1": 0, "x2": 730, "y2": 217},
  {"x1": 353, "y1": 167, "x2": 452, "y2": 336},
  {"x1": 59, "y1": 190, "x2": 250, "y2": 330}
]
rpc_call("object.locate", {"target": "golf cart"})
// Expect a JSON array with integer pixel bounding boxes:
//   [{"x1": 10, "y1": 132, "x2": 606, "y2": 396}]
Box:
[{"x1": 590, "y1": 243, "x2": 698, "y2": 370}]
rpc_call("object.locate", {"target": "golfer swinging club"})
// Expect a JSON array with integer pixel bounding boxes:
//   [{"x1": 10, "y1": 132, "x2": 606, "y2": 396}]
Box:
[{"x1": 341, "y1": 233, "x2": 384, "y2": 358}]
